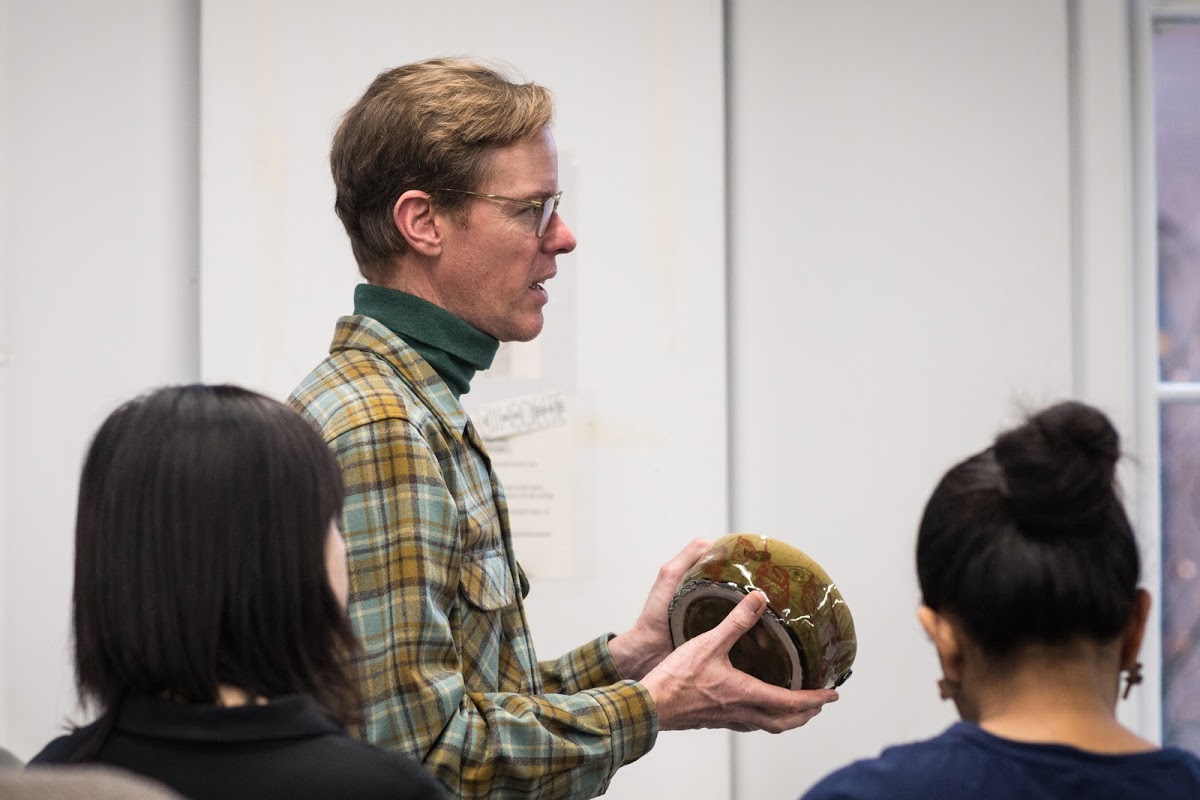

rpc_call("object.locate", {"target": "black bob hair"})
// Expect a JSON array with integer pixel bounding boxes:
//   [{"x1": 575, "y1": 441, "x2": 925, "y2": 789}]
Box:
[
  {"x1": 70, "y1": 384, "x2": 360, "y2": 757},
  {"x1": 916, "y1": 400, "x2": 1140, "y2": 658}
]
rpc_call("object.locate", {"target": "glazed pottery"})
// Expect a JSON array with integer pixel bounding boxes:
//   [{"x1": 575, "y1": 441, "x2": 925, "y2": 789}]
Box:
[{"x1": 667, "y1": 534, "x2": 856, "y2": 690}]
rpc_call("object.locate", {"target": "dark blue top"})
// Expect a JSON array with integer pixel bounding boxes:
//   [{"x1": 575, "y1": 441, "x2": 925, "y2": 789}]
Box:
[{"x1": 801, "y1": 722, "x2": 1200, "y2": 800}]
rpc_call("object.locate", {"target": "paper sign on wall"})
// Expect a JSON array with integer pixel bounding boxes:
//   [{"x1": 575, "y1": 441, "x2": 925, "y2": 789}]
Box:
[{"x1": 471, "y1": 393, "x2": 574, "y2": 580}]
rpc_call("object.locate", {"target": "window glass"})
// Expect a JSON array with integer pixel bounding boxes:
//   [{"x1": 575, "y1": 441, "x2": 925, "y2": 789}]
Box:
[
  {"x1": 1161, "y1": 402, "x2": 1200, "y2": 752},
  {"x1": 1154, "y1": 22, "x2": 1200, "y2": 382},
  {"x1": 1154, "y1": 20, "x2": 1200, "y2": 753}
]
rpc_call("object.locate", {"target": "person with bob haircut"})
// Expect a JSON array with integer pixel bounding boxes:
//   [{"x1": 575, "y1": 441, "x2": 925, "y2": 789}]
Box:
[
  {"x1": 31, "y1": 384, "x2": 444, "y2": 800},
  {"x1": 802, "y1": 400, "x2": 1200, "y2": 799}
]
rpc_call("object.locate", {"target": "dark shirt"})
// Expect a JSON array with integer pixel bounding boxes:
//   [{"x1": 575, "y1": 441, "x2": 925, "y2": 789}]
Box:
[
  {"x1": 801, "y1": 721, "x2": 1200, "y2": 800},
  {"x1": 31, "y1": 694, "x2": 444, "y2": 800}
]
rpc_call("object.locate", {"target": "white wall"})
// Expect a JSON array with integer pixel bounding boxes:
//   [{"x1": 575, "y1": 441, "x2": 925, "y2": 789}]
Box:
[
  {"x1": 199, "y1": 2, "x2": 732, "y2": 797},
  {"x1": 1074, "y1": 0, "x2": 1153, "y2": 737},
  {"x1": 727, "y1": 0, "x2": 1141, "y2": 796},
  {"x1": 0, "y1": 0, "x2": 199, "y2": 760},
  {"x1": 0, "y1": 0, "x2": 1155, "y2": 795},
  {"x1": 0, "y1": 0, "x2": 10, "y2": 743}
]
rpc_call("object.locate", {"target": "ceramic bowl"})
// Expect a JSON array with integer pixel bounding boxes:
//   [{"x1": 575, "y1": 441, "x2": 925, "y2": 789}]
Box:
[{"x1": 667, "y1": 534, "x2": 856, "y2": 690}]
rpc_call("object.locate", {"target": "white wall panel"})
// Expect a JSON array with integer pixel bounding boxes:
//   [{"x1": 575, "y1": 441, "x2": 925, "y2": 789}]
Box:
[
  {"x1": 0, "y1": 0, "x2": 199, "y2": 760},
  {"x1": 0, "y1": 0, "x2": 10, "y2": 745},
  {"x1": 199, "y1": 1, "x2": 730, "y2": 797},
  {"x1": 728, "y1": 1, "x2": 1074, "y2": 795},
  {"x1": 1073, "y1": 0, "x2": 1152, "y2": 738}
]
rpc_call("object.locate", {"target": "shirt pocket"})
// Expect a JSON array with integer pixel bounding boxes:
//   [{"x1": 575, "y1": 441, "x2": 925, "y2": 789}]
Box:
[{"x1": 459, "y1": 548, "x2": 516, "y2": 611}]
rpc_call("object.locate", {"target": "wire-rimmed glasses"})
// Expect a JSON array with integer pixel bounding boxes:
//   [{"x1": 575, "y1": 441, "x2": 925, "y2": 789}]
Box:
[{"x1": 433, "y1": 188, "x2": 563, "y2": 237}]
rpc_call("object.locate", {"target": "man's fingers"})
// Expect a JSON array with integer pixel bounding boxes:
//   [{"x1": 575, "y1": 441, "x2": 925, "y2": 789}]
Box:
[
  {"x1": 661, "y1": 539, "x2": 711, "y2": 579},
  {"x1": 732, "y1": 680, "x2": 839, "y2": 715},
  {"x1": 756, "y1": 704, "x2": 825, "y2": 734},
  {"x1": 724, "y1": 699, "x2": 829, "y2": 734}
]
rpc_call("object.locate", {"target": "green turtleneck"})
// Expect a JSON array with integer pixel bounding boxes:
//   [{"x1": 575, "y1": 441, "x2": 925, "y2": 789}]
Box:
[{"x1": 354, "y1": 284, "x2": 499, "y2": 398}]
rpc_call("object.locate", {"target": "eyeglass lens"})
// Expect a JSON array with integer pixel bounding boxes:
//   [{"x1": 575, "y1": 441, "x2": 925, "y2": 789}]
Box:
[{"x1": 538, "y1": 194, "x2": 559, "y2": 237}]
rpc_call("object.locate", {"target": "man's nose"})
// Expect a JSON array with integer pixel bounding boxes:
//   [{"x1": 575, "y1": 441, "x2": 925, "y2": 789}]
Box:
[{"x1": 543, "y1": 212, "x2": 576, "y2": 254}]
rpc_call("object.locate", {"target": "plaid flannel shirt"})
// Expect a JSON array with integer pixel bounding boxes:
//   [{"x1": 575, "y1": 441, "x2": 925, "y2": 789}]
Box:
[{"x1": 289, "y1": 316, "x2": 658, "y2": 799}]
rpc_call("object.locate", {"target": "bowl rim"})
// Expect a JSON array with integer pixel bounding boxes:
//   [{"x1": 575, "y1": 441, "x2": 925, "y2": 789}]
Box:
[{"x1": 667, "y1": 579, "x2": 805, "y2": 690}]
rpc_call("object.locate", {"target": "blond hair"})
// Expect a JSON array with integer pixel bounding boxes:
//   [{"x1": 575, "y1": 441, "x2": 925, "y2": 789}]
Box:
[{"x1": 331, "y1": 57, "x2": 554, "y2": 281}]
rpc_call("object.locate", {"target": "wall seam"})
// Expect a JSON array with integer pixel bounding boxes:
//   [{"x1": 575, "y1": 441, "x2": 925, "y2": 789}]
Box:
[
  {"x1": 1067, "y1": 0, "x2": 1085, "y2": 399},
  {"x1": 721, "y1": 0, "x2": 739, "y2": 797}
]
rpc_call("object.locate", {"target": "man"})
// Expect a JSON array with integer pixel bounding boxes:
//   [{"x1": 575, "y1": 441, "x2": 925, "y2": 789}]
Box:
[{"x1": 289, "y1": 57, "x2": 837, "y2": 799}]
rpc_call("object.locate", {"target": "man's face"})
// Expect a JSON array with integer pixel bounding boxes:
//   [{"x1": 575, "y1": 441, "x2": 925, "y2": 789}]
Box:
[{"x1": 432, "y1": 127, "x2": 576, "y2": 342}]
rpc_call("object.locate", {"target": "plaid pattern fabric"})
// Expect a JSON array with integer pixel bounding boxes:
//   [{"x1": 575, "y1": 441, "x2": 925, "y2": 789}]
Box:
[{"x1": 289, "y1": 316, "x2": 657, "y2": 799}]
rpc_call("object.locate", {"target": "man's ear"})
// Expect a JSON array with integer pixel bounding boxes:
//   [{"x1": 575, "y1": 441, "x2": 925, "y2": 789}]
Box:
[
  {"x1": 918, "y1": 605, "x2": 964, "y2": 683},
  {"x1": 392, "y1": 190, "x2": 442, "y2": 256}
]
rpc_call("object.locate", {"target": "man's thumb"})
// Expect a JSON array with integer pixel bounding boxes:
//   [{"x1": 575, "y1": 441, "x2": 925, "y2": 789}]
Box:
[{"x1": 714, "y1": 590, "x2": 767, "y2": 649}]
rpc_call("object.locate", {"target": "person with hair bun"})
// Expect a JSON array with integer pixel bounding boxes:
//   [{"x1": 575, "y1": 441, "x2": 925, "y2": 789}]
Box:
[
  {"x1": 802, "y1": 400, "x2": 1200, "y2": 799},
  {"x1": 30, "y1": 385, "x2": 444, "y2": 800}
]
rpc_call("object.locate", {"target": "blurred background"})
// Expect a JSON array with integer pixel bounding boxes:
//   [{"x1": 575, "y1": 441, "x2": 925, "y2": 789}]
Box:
[{"x1": 2, "y1": 1, "x2": 1198, "y2": 797}]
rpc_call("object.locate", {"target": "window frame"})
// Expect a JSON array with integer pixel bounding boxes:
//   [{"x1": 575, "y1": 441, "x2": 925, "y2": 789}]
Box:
[{"x1": 1131, "y1": 0, "x2": 1200, "y2": 744}]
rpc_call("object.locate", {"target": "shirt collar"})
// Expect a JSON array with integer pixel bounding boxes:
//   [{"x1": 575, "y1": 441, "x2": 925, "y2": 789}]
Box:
[
  {"x1": 330, "y1": 315, "x2": 472, "y2": 441},
  {"x1": 353, "y1": 283, "x2": 498, "y2": 398},
  {"x1": 116, "y1": 694, "x2": 341, "y2": 744}
]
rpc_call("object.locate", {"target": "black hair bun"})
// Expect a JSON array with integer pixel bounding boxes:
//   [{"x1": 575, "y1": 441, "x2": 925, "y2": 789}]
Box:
[{"x1": 992, "y1": 400, "x2": 1121, "y2": 540}]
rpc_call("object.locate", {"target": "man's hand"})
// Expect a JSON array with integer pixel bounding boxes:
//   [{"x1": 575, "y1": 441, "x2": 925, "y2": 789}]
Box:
[
  {"x1": 608, "y1": 539, "x2": 711, "y2": 681},
  {"x1": 640, "y1": 590, "x2": 839, "y2": 732}
]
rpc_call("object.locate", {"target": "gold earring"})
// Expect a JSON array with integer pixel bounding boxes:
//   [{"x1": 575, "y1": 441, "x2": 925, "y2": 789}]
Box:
[
  {"x1": 1122, "y1": 662, "x2": 1143, "y2": 700},
  {"x1": 937, "y1": 677, "x2": 959, "y2": 701}
]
